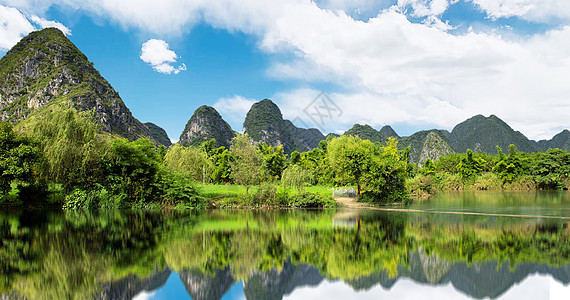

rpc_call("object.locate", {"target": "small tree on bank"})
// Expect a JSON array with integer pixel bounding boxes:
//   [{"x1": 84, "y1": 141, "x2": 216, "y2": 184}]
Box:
[{"x1": 230, "y1": 134, "x2": 263, "y2": 194}]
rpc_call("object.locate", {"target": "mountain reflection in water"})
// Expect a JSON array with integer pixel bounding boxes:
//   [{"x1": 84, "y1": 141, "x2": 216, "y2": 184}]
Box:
[{"x1": 1, "y1": 203, "x2": 570, "y2": 299}]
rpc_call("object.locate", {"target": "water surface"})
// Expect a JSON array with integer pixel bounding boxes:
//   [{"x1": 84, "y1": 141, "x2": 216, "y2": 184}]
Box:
[{"x1": 1, "y1": 191, "x2": 569, "y2": 299}]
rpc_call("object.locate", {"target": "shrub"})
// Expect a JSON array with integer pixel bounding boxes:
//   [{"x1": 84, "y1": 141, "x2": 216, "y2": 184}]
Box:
[
  {"x1": 161, "y1": 173, "x2": 204, "y2": 208},
  {"x1": 473, "y1": 173, "x2": 502, "y2": 191},
  {"x1": 288, "y1": 192, "x2": 336, "y2": 208},
  {"x1": 439, "y1": 173, "x2": 464, "y2": 191},
  {"x1": 407, "y1": 174, "x2": 436, "y2": 197}
]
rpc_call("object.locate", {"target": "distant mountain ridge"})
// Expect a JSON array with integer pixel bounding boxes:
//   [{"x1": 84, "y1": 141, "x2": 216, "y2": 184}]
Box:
[
  {"x1": 0, "y1": 28, "x2": 153, "y2": 141},
  {"x1": 180, "y1": 99, "x2": 569, "y2": 157}
]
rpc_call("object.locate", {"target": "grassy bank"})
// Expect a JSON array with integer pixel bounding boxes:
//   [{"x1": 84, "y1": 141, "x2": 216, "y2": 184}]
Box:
[{"x1": 198, "y1": 184, "x2": 336, "y2": 209}]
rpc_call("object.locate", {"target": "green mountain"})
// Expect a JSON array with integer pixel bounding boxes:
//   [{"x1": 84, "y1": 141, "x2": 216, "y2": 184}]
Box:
[
  {"x1": 344, "y1": 124, "x2": 386, "y2": 143},
  {"x1": 399, "y1": 130, "x2": 452, "y2": 164},
  {"x1": 449, "y1": 115, "x2": 536, "y2": 154},
  {"x1": 0, "y1": 28, "x2": 152, "y2": 140},
  {"x1": 380, "y1": 125, "x2": 400, "y2": 139},
  {"x1": 243, "y1": 99, "x2": 325, "y2": 153},
  {"x1": 179, "y1": 105, "x2": 235, "y2": 148},
  {"x1": 535, "y1": 130, "x2": 570, "y2": 151},
  {"x1": 144, "y1": 122, "x2": 172, "y2": 147}
]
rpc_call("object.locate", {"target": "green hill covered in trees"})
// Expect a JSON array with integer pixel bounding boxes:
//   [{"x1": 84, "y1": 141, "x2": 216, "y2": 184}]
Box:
[
  {"x1": 0, "y1": 28, "x2": 153, "y2": 141},
  {"x1": 243, "y1": 99, "x2": 325, "y2": 153},
  {"x1": 179, "y1": 105, "x2": 235, "y2": 148}
]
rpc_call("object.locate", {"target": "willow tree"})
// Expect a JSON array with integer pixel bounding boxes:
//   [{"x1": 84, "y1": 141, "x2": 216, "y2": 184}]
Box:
[
  {"x1": 230, "y1": 134, "x2": 263, "y2": 194},
  {"x1": 163, "y1": 144, "x2": 212, "y2": 182},
  {"x1": 28, "y1": 108, "x2": 109, "y2": 190}
]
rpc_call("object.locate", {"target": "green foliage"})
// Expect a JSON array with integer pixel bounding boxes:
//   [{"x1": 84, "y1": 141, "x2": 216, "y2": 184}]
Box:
[
  {"x1": 288, "y1": 192, "x2": 336, "y2": 208},
  {"x1": 257, "y1": 142, "x2": 286, "y2": 180},
  {"x1": 163, "y1": 144, "x2": 212, "y2": 182},
  {"x1": 456, "y1": 149, "x2": 486, "y2": 179},
  {"x1": 29, "y1": 108, "x2": 109, "y2": 191},
  {"x1": 473, "y1": 172, "x2": 502, "y2": 190},
  {"x1": 0, "y1": 122, "x2": 39, "y2": 195},
  {"x1": 328, "y1": 135, "x2": 377, "y2": 196},
  {"x1": 160, "y1": 173, "x2": 204, "y2": 208},
  {"x1": 532, "y1": 148, "x2": 570, "y2": 190},
  {"x1": 230, "y1": 134, "x2": 264, "y2": 194},
  {"x1": 103, "y1": 138, "x2": 161, "y2": 202},
  {"x1": 281, "y1": 165, "x2": 310, "y2": 192}
]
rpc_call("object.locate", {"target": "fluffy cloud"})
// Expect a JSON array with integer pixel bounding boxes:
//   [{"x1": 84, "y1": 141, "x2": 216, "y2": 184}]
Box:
[
  {"x1": 30, "y1": 15, "x2": 71, "y2": 36},
  {"x1": 0, "y1": 5, "x2": 34, "y2": 49},
  {"x1": 213, "y1": 95, "x2": 257, "y2": 131},
  {"x1": 472, "y1": 0, "x2": 570, "y2": 22},
  {"x1": 0, "y1": 4, "x2": 70, "y2": 50},
  {"x1": 4, "y1": 0, "x2": 570, "y2": 139},
  {"x1": 140, "y1": 39, "x2": 186, "y2": 74}
]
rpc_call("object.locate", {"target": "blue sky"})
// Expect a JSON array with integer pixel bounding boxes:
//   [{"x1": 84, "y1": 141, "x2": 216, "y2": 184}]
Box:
[{"x1": 1, "y1": 0, "x2": 570, "y2": 141}]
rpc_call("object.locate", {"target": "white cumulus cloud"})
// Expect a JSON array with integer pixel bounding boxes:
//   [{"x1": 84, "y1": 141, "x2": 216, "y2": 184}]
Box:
[
  {"x1": 30, "y1": 15, "x2": 71, "y2": 35},
  {"x1": 140, "y1": 39, "x2": 186, "y2": 74},
  {"x1": 472, "y1": 0, "x2": 570, "y2": 22},
  {"x1": 0, "y1": 4, "x2": 71, "y2": 51}
]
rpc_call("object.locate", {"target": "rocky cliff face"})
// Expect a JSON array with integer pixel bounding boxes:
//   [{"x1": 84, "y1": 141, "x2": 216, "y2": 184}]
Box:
[
  {"x1": 243, "y1": 99, "x2": 325, "y2": 153},
  {"x1": 96, "y1": 268, "x2": 171, "y2": 300},
  {"x1": 399, "y1": 130, "x2": 452, "y2": 163},
  {"x1": 179, "y1": 105, "x2": 235, "y2": 148},
  {"x1": 179, "y1": 268, "x2": 234, "y2": 300},
  {"x1": 0, "y1": 28, "x2": 152, "y2": 140},
  {"x1": 418, "y1": 132, "x2": 454, "y2": 166}
]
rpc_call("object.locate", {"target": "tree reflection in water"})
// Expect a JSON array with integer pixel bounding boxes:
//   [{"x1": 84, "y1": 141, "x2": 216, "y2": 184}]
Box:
[{"x1": 0, "y1": 208, "x2": 569, "y2": 299}]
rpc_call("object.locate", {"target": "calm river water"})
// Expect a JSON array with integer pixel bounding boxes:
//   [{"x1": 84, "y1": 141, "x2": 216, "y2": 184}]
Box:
[{"x1": 2, "y1": 191, "x2": 570, "y2": 299}]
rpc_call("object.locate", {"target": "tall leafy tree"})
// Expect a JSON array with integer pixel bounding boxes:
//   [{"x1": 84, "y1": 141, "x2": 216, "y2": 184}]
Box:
[
  {"x1": 328, "y1": 135, "x2": 376, "y2": 196},
  {"x1": 257, "y1": 142, "x2": 286, "y2": 180},
  {"x1": 230, "y1": 134, "x2": 263, "y2": 194}
]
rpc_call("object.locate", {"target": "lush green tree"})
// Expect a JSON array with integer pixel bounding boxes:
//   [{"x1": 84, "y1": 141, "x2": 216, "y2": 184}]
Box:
[
  {"x1": 0, "y1": 122, "x2": 40, "y2": 194},
  {"x1": 532, "y1": 148, "x2": 570, "y2": 189},
  {"x1": 493, "y1": 145, "x2": 526, "y2": 183},
  {"x1": 257, "y1": 142, "x2": 286, "y2": 180},
  {"x1": 281, "y1": 164, "x2": 310, "y2": 192},
  {"x1": 29, "y1": 108, "x2": 109, "y2": 191},
  {"x1": 361, "y1": 138, "x2": 409, "y2": 203},
  {"x1": 103, "y1": 138, "x2": 161, "y2": 201},
  {"x1": 209, "y1": 146, "x2": 233, "y2": 184},
  {"x1": 456, "y1": 149, "x2": 486, "y2": 179},
  {"x1": 290, "y1": 150, "x2": 301, "y2": 165},
  {"x1": 420, "y1": 158, "x2": 436, "y2": 175},
  {"x1": 163, "y1": 144, "x2": 212, "y2": 182},
  {"x1": 230, "y1": 134, "x2": 264, "y2": 194},
  {"x1": 328, "y1": 135, "x2": 377, "y2": 196}
]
